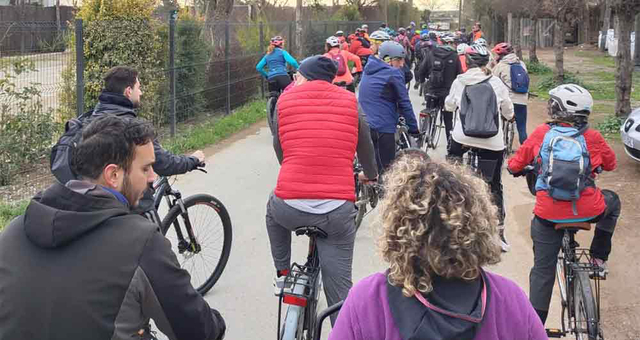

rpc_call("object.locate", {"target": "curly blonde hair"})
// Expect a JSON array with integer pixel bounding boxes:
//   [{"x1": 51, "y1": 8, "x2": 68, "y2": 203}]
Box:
[{"x1": 378, "y1": 150, "x2": 501, "y2": 297}]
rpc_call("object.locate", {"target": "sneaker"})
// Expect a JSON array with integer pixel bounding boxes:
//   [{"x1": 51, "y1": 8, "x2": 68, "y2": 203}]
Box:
[
  {"x1": 499, "y1": 228, "x2": 510, "y2": 253},
  {"x1": 273, "y1": 275, "x2": 293, "y2": 296},
  {"x1": 591, "y1": 258, "x2": 609, "y2": 278}
]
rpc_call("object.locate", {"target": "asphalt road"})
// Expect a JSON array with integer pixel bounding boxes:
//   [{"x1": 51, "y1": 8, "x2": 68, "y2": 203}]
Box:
[{"x1": 155, "y1": 85, "x2": 567, "y2": 339}]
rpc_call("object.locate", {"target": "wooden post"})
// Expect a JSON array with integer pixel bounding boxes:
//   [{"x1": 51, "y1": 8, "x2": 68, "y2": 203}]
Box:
[{"x1": 507, "y1": 12, "x2": 513, "y2": 43}]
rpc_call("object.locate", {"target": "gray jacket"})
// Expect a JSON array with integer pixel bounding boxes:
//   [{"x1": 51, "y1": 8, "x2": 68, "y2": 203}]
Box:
[{"x1": 0, "y1": 181, "x2": 225, "y2": 340}]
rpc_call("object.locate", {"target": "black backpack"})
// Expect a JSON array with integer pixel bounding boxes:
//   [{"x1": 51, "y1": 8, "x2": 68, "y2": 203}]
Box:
[
  {"x1": 50, "y1": 110, "x2": 93, "y2": 184},
  {"x1": 429, "y1": 54, "x2": 446, "y2": 87},
  {"x1": 459, "y1": 78, "x2": 499, "y2": 138}
]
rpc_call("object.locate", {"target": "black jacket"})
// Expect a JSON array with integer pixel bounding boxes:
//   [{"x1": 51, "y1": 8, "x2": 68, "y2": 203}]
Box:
[
  {"x1": 0, "y1": 181, "x2": 225, "y2": 340},
  {"x1": 417, "y1": 46, "x2": 462, "y2": 97},
  {"x1": 92, "y1": 92, "x2": 200, "y2": 176}
]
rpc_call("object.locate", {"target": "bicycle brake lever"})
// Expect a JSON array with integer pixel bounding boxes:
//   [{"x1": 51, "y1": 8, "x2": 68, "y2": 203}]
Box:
[{"x1": 196, "y1": 168, "x2": 208, "y2": 174}]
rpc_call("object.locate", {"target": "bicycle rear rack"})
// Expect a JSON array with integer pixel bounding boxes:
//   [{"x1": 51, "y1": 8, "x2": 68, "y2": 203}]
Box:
[{"x1": 277, "y1": 262, "x2": 322, "y2": 339}]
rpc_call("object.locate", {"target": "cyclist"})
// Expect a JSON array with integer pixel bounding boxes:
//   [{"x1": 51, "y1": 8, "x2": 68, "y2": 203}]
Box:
[
  {"x1": 413, "y1": 33, "x2": 431, "y2": 81},
  {"x1": 349, "y1": 28, "x2": 373, "y2": 59},
  {"x1": 507, "y1": 84, "x2": 620, "y2": 325},
  {"x1": 361, "y1": 24, "x2": 370, "y2": 40},
  {"x1": 268, "y1": 55, "x2": 378, "y2": 325},
  {"x1": 359, "y1": 41, "x2": 419, "y2": 174},
  {"x1": 457, "y1": 42, "x2": 469, "y2": 73},
  {"x1": 394, "y1": 27, "x2": 411, "y2": 53},
  {"x1": 416, "y1": 35, "x2": 462, "y2": 149},
  {"x1": 444, "y1": 45, "x2": 514, "y2": 252},
  {"x1": 256, "y1": 36, "x2": 300, "y2": 94},
  {"x1": 471, "y1": 22, "x2": 484, "y2": 42},
  {"x1": 369, "y1": 29, "x2": 391, "y2": 55},
  {"x1": 335, "y1": 30, "x2": 349, "y2": 50},
  {"x1": 492, "y1": 42, "x2": 529, "y2": 144},
  {"x1": 324, "y1": 36, "x2": 363, "y2": 92},
  {"x1": 0, "y1": 116, "x2": 226, "y2": 340},
  {"x1": 329, "y1": 152, "x2": 546, "y2": 340}
]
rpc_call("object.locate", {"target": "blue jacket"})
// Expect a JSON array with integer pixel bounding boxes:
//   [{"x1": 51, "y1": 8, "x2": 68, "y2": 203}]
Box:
[
  {"x1": 359, "y1": 56, "x2": 418, "y2": 134},
  {"x1": 256, "y1": 48, "x2": 299, "y2": 79}
]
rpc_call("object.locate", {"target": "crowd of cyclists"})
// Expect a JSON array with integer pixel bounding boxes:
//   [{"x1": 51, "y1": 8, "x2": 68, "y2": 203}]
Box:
[{"x1": 0, "y1": 19, "x2": 622, "y2": 340}]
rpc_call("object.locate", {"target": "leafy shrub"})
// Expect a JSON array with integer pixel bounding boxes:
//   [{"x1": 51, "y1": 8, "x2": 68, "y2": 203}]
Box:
[
  {"x1": 535, "y1": 71, "x2": 590, "y2": 98},
  {"x1": 0, "y1": 58, "x2": 61, "y2": 186},
  {"x1": 525, "y1": 61, "x2": 552, "y2": 75},
  {"x1": 596, "y1": 115, "x2": 624, "y2": 136},
  {"x1": 331, "y1": 4, "x2": 361, "y2": 21}
]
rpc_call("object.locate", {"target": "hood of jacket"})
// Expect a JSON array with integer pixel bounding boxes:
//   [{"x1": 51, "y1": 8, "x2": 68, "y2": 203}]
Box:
[
  {"x1": 23, "y1": 181, "x2": 130, "y2": 249},
  {"x1": 457, "y1": 67, "x2": 493, "y2": 86},
  {"x1": 501, "y1": 53, "x2": 521, "y2": 65},
  {"x1": 432, "y1": 46, "x2": 458, "y2": 61},
  {"x1": 364, "y1": 55, "x2": 402, "y2": 78},
  {"x1": 387, "y1": 271, "x2": 490, "y2": 340},
  {"x1": 93, "y1": 91, "x2": 137, "y2": 118}
]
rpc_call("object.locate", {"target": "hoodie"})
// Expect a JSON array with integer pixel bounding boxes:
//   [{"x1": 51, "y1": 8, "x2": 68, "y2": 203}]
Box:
[
  {"x1": 445, "y1": 67, "x2": 514, "y2": 151},
  {"x1": 418, "y1": 46, "x2": 462, "y2": 97},
  {"x1": 492, "y1": 53, "x2": 529, "y2": 105},
  {"x1": 359, "y1": 56, "x2": 419, "y2": 134},
  {"x1": 328, "y1": 271, "x2": 546, "y2": 340},
  {"x1": 0, "y1": 181, "x2": 226, "y2": 340}
]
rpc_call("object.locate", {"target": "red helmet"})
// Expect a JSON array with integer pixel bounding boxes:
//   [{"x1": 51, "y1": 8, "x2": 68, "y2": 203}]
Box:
[
  {"x1": 492, "y1": 42, "x2": 513, "y2": 56},
  {"x1": 270, "y1": 36, "x2": 284, "y2": 47}
]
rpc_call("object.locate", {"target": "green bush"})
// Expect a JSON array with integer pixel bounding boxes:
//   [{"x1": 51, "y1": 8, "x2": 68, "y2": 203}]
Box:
[
  {"x1": 331, "y1": 5, "x2": 362, "y2": 21},
  {"x1": 0, "y1": 58, "x2": 61, "y2": 186},
  {"x1": 596, "y1": 115, "x2": 624, "y2": 136},
  {"x1": 534, "y1": 72, "x2": 589, "y2": 99},
  {"x1": 525, "y1": 61, "x2": 552, "y2": 75},
  {"x1": 0, "y1": 200, "x2": 29, "y2": 230}
]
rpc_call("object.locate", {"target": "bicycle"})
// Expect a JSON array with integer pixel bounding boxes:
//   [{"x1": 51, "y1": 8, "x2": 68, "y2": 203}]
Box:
[
  {"x1": 503, "y1": 118, "x2": 516, "y2": 158},
  {"x1": 395, "y1": 116, "x2": 415, "y2": 152},
  {"x1": 313, "y1": 301, "x2": 344, "y2": 340},
  {"x1": 267, "y1": 72, "x2": 295, "y2": 135},
  {"x1": 144, "y1": 166, "x2": 232, "y2": 296},
  {"x1": 277, "y1": 226, "x2": 326, "y2": 340},
  {"x1": 417, "y1": 93, "x2": 444, "y2": 151},
  {"x1": 353, "y1": 158, "x2": 379, "y2": 231}
]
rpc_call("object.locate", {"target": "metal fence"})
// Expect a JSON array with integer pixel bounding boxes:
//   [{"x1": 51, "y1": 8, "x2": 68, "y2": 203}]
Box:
[{"x1": 0, "y1": 18, "x2": 378, "y2": 203}]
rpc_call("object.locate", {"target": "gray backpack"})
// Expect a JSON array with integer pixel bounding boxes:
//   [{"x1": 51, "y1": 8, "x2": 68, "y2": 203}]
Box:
[{"x1": 459, "y1": 78, "x2": 499, "y2": 138}]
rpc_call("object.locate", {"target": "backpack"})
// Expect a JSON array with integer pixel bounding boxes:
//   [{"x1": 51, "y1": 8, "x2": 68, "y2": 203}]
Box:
[
  {"x1": 510, "y1": 63, "x2": 530, "y2": 93},
  {"x1": 535, "y1": 124, "x2": 593, "y2": 215},
  {"x1": 50, "y1": 110, "x2": 93, "y2": 184},
  {"x1": 329, "y1": 51, "x2": 348, "y2": 76},
  {"x1": 359, "y1": 37, "x2": 371, "y2": 49},
  {"x1": 459, "y1": 78, "x2": 499, "y2": 138},
  {"x1": 429, "y1": 54, "x2": 446, "y2": 87}
]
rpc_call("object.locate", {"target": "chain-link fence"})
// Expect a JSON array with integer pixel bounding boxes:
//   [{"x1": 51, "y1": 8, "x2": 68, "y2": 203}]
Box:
[{"x1": 0, "y1": 18, "x2": 377, "y2": 203}]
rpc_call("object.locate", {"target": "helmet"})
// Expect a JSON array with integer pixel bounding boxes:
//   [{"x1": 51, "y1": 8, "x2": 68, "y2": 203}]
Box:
[
  {"x1": 442, "y1": 36, "x2": 455, "y2": 43},
  {"x1": 415, "y1": 30, "x2": 422, "y2": 35},
  {"x1": 362, "y1": 24, "x2": 369, "y2": 29},
  {"x1": 475, "y1": 38, "x2": 487, "y2": 47},
  {"x1": 370, "y1": 30, "x2": 391, "y2": 42},
  {"x1": 398, "y1": 27, "x2": 406, "y2": 34},
  {"x1": 422, "y1": 24, "x2": 428, "y2": 29},
  {"x1": 335, "y1": 30, "x2": 344, "y2": 37},
  {"x1": 356, "y1": 27, "x2": 363, "y2": 33},
  {"x1": 271, "y1": 36, "x2": 284, "y2": 47},
  {"x1": 429, "y1": 32, "x2": 437, "y2": 40},
  {"x1": 465, "y1": 45, "x2": 490, "y2": 67},
  {"x1": 492, "y1": 42, "x2": 513, "y2": 56},
  {"x1": 456, "y1": 43, "x2": 469, "y2": 55},
  {"x1": 378, "y1": 41, "x2": 405, "y2": 60},
  {"x1": 548, "y1": 84, "x2": 593, "y2": 121},
  {"x1": 326, "y1": 36, "x2": 340, "y2": 47},
  {"x1": 420, "y1": 32, "x2": 429, "y2": 41},
  {"x1": 410, "y1": 21, "x2": 416, "y2": 27},
  {"x1": 380, "y1": 22, "x2": 387, "y2": 28}
]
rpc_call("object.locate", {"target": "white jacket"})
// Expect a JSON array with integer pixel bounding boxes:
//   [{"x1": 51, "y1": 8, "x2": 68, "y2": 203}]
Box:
[
  {"x1": 445, "y1": 67, "x2": 515, "y2": 151},
  {"x1": 492, "y1": 53, "x2": 529, "y2": 105}
]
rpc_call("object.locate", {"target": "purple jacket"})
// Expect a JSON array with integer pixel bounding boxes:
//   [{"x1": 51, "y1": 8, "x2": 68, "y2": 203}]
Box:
[{"x1": 328, "y1": 271, "x2": 546, "y2": 340}]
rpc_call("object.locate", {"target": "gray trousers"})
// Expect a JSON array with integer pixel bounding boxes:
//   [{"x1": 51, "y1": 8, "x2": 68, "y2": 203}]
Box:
[
  {"x1": 529, "y1": 189, "x2": 621, "y2": 313},
  {"x1": 265, "y1": 192, "x2": 357, "y2": 325}
]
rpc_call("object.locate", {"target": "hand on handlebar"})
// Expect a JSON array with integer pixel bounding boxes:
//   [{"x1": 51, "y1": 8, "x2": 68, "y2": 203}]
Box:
[
  {"x1": 192, "y1": 150, "x2": 205, "y2": 163},
  {"x1": 508, "y1": 164, "x2": 535, "y2": 178},
  {"x1": 358, "y1": 172, "x2": 377, "y2": 184}
]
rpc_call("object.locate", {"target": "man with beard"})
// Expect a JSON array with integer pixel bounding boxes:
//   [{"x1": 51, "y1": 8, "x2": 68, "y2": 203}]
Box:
[{"x1": 0, "y1": 116, "x2": 226, "y2": 340}]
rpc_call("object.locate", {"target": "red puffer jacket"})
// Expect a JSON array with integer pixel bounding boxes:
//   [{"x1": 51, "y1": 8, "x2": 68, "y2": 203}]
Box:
[
  {"x1": 508, "y1": 123, "x2": 617, "y2": 221},
  {"x1": 275, "y1": 80, "x2": 359, "y2": 201}
]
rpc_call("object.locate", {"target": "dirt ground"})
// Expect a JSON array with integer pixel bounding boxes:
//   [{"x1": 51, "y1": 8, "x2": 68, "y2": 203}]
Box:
[{"x1": 520, "y1": 47, "x2": 640, "y2": 339}]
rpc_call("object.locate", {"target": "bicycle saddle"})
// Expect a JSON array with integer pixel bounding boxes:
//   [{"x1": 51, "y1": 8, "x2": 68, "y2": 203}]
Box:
[
  {"x1": 294, "y1": 226, "x2": 328, "y2": 239},
  {"x1": 554, "y1": 222, "x2": 592, "y2": 231}
]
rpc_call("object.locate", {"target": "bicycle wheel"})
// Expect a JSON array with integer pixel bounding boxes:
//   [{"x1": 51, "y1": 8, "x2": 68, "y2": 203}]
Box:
[
  {"x1": 419, "y1": 113, "x2": 432, "y2": 152},
  {"x1": 267, "y1": 96, "x2": 277, "y2": 135},
  {"x1": 161, "y1": 194, "x2": 232, "y2": 295},
  {"x1": 573, "y1": 270, "x2": 599, "y2": 340},
  {"x1": 430, "y1": 109, "x2": 443, "y2": 149},
  {"x1": 354, "y1": 178, "x2": 367, "y2": 231},
  {"x1": 280, "y1": 304, "x2": 305, "y2": 340}
]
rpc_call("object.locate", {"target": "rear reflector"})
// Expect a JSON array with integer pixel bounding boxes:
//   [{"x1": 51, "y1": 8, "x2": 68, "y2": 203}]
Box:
[{"x1": 283, "y1": 294, "x2": 307, "y2": 307}]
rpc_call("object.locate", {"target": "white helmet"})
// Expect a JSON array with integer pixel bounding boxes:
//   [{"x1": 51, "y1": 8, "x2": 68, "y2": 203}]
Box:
[
  {"x1": 326, "y1": 36, "x2": 341, "y2": 47},
  {"x1": 456, "y1": 43, "x2": 469, "y2": 55},
  {"x1": 475, "y1": 38, "x2": 487, "y2": 47},
  {"x1": 442, "y1": 36, "x2": 455, "y2": 43},
  {"x1": 548, "y1": 84, "x2": 593, "y2": 120},
  {"x1": 369, "y1": 30, "x2": 391, "y2": 41}
]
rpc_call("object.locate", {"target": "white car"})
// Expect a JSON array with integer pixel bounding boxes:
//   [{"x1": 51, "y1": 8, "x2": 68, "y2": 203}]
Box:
[{"x1": 621, "y1": 107, "x2": 640, "y2": 162}]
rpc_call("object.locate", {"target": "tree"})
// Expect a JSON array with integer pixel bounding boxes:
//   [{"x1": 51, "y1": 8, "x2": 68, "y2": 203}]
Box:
[
  {"x1": 521, "y1": 0, "x2": 544, "y2": 63},
  {"x1": 542, "y1": 0, "x2": 583, "y2": 82},
  {"x1": 635, "y1": 13, "x2": 640, "y2": 66},
  {"x1": 600, "y1": 0, "x2": 611, "y2": 52},
  {"x1": 203, "y1": 0, "x2": 235, "y2": 55},
  {"x1": 611, "y1": 0, "x2": 640, "y2": 117},
  {"x1": 421, "y1": 0, "x2": 443, "y2": 11}
]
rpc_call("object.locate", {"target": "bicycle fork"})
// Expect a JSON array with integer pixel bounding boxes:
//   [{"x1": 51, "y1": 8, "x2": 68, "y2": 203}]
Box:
[{"x1": 168, "y1": 191, "x2": 201, "y2": 255}]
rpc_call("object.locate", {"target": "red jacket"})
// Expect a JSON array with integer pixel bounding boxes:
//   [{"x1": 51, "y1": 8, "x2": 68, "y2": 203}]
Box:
[
  {"x1": 349, "y1": 37, "x2": 372, "y2": 57},
  {"x1": 275, "y1": 80, "x2": 359, "y2": 201},
  {"x1": 508, "y1": 123, "x2": 617, "y2": 221}
]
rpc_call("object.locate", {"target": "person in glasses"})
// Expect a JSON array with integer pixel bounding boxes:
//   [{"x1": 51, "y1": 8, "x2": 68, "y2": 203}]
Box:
[{"x1": 328, "y1": 151, "x2": 546, "y2": 340}]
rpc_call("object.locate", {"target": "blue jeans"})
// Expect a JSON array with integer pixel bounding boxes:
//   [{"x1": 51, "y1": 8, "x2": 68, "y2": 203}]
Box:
[{"x1": 514, "y1": 104, "x2": 528, "y2": 145}]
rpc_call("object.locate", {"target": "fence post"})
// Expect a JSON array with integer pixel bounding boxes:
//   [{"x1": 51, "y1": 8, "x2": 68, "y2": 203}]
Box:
[
  {"x1": 169, "y1": 12, "x2": 176, "y2": 137},
  {"x1": 225, "y1": 21, "x2": 231, "y2": 116},
  {"x1": 259, "y1": 22, "x2": 265, "y2": 99},
  {"x1": 75, "y1": 19, "x2": 84, "y2": 117}
]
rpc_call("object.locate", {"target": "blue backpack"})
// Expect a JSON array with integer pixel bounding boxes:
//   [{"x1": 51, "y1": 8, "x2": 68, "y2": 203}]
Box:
[
  {"x1": 510, "y1": 63, "x2": 530, "y2": 93},
  {"x1": 535, "y1": 125, "x2": 593, "y2": 215}
]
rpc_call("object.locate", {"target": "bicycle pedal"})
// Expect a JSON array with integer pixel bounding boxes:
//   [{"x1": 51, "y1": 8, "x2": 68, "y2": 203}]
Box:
[{"x1": 546, "y1": 329, "x2": 563, "y2": 338}]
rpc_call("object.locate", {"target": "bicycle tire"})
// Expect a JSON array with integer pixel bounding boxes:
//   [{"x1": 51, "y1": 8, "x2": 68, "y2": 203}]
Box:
[
  {"x1": 161, "y1": 194, "x2": 232, "y2": 295},
  {"x1": 419, "y1": 114, "x2": 433, "y2": 152},
  {"x1": 280, "y1": 304, "x2": 305, "y2": 340},
  {"x1": 267, "y1": 96, "x2": 277, "y2": 135},
  {"x1": 430, "y1": 109, "x2": 443, "y2": 150},
  {"x1": 573, "y1": 270, "x2": 599, "y2": 340}
]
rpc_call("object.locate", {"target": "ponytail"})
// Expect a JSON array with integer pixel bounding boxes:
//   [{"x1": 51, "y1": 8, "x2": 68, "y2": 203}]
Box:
[{"x1": 267, "y1": 45, "x2": 275, "y2": 54}]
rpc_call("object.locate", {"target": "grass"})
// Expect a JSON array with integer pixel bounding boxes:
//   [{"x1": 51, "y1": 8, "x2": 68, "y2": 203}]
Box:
[
  {"x1": 163, "y1": 99, "x2": 267, "y2": 155},
  {"x1": 574, "y1": 50, "x2": 615, "y2": 68},
  {"x1": 0, "y1": 200, "x2": 28, "y2": 230}
]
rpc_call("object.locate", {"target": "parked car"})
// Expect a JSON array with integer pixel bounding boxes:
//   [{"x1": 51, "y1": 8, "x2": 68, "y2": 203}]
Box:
[{"x1": 621, "y1": 107, "x2": 640, "y2": 162}]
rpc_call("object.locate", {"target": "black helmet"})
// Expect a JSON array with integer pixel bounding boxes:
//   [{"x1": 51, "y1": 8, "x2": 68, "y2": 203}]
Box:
[{"x1": 465, "y1": 45, "x2": 490, "y2": 68}]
